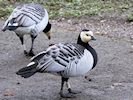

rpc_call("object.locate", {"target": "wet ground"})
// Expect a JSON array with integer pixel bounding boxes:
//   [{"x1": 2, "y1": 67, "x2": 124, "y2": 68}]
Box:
[{"x1": 0, "y1": 18, "x2": 133, "y2": 100}]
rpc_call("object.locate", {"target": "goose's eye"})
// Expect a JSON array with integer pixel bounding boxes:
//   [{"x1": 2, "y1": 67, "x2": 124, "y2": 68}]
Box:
[{"x1": 86, "y1": 34, "x2": 89, "y2": 36}]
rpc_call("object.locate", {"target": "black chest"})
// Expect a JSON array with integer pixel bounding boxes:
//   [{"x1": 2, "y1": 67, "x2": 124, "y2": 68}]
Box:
[{"x1": 87, "y1": 45, "x2": 98, "y2": 69}]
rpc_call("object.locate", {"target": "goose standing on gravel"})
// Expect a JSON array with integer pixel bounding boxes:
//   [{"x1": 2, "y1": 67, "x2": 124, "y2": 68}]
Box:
[
  {"x1": 2, "y1": 3, "x2": 51, "y2": 56},
  {"x1": 16, "y1": 29, "x2": 98, "y2": 98}
]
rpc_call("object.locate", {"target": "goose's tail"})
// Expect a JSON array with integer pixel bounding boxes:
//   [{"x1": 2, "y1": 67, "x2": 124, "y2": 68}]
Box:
[
  {"x1": 2, "y1": 18, "x2": 18, "y2": 31},
  {"x1": 16, "y1": 62, "x2": 38, "y2": 78}
]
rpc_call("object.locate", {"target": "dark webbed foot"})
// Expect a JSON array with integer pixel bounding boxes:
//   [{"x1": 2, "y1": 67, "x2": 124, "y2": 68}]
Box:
[
  {"x1": 24, "y1": 50, "x2": 35, "y2": 57},
  {"x1": 59, "y1": 91, "x2": 76, "y2": 98},
  {"x1": 49, "y1": 44, "x2": 55, "y2": 46},
  {"x1": 28, "y1": 51, "x2": 35, "y2": 56},
  {"x1": 24, "y1": 50, "x2": 28, "y2": 56},
  {"x1": 68, "y1": 88, "x2": 81, "y2": 94}
]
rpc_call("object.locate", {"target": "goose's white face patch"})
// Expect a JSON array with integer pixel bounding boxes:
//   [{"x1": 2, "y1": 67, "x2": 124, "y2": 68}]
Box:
[{"x1": 80, "y1": 31, "x2": 94, "y2": 43}]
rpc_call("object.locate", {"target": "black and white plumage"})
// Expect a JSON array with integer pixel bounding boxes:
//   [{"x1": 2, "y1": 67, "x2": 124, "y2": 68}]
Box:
[
  {"x1": 2, "y1": 3, "x2": 51, "y2": 56},
  {"x1": 16, "y1": 29, "x2": 98, "y2": 98}
]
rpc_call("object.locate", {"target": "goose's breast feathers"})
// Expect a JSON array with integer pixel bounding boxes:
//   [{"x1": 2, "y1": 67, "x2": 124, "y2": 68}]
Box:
[
  {"x1": 30, "y1": 43, "x2": 94, "y2": 77},
  {"x1": 8, "y1": 3, "x2": 46, "y2": 27}
]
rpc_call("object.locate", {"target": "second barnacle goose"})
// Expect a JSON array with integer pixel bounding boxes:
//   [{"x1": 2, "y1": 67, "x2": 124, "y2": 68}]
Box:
[
  {"x1": 2, "y1": 3, "x2": 52, "y2": 56},
  {"x1": 16, "y1": 29, "x2": 98, "y2": 98}
]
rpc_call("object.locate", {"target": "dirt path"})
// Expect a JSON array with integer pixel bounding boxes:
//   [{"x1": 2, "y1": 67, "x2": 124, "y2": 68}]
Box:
[{"x1": 0, "y1": 18, "x2": 133, "y2": 100}]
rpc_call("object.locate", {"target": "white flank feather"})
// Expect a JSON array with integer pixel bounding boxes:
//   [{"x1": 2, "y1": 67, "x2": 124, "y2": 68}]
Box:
[
  {"x1": 27, "y1": 61, "x2": 35, "y2": 67},
  {"x1": 12, "y1": 23, "x2": 18, "y2": 26}
]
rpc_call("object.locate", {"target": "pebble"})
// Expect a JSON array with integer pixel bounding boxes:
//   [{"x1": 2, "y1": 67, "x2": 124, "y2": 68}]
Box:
[{"x1": 67, "y1": 19, "x2": 72, "y2": 24}]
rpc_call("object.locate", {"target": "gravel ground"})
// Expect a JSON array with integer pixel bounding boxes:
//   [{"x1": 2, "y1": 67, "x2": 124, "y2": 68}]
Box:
[{"x1": 0, "y1": 18, "x2": 133, "y2": 100}]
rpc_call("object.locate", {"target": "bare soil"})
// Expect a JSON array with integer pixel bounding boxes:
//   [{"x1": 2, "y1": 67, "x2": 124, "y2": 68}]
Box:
[{"x1": 0, "y1": 17, "x2": 133, "y2": 100}]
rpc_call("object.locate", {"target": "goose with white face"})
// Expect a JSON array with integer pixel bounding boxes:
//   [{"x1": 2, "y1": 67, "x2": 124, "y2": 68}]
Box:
[
  {"x1": 80, "y1": 30, "x2": 96, "y2": 43},
  {"x1": 16, "y1": 29, "x2": 98, "y2": 98}
]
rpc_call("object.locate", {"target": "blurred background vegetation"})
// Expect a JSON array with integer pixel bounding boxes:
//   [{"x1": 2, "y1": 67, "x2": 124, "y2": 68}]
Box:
[{"x1": 0, "y1": 0, "x2": 133, "y2": 21}]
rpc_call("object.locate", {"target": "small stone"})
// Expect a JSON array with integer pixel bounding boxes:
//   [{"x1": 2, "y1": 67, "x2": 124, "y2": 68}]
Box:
[
  {"x1": 100, "y1": 20, "x2": 106, "y2": 23},
  {"x1": 61, "y1": 18, "x2": 65, "y2": 21},
  {"x1": 130, "y1": 35, "x2": 133, "y2": 39},
  {"x1": 131, "y1": 45, "x2": 133, "y2": 48},
  {"x1": 130, "y1": 22, "x2": 133, "y2": 25},
  {"x1": 67, "y1": 19, "x2": 72, "y2": 24},
  {"x1": 95, "y1": 31, "x2": 107, "y2": 35},
  {"x1": 68, "y1": 27, "x2": 75, "y2": 31},
  {"x1": 17, "y1": 82, "x2": 21, "y2": 85},
  {"x1": 95, "y1": 31, "x2": 101, "y2": 34},
  {"x1": 110, "y1": 85, "x2": 115, "y2": 89},
  {"x1": 1, "y1": 17, "x2": 4, "y2": 20},
  {"x1": 57, "y1": 18, "x2": 65, "y2": 22},
  {"x1": 104, "y1": 32, "x2": 108, "y2": 35},
  {"x1": 113, "y1": 83, "x2": 122, "y2": 86}
]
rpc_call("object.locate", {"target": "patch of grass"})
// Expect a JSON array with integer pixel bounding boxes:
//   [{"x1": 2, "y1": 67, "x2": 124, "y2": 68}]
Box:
[
  {"x1": 0, "y1": 1, "x2": 13, "y2": 18},
  {"x1": 0, "y1": 5, "x2": 13, "y2": 17},
  {"x1": 0, "y1": 0, "x2": 133, "y2": 21},
  {"x1": 44, "y1": 0, "x2": 105, "y2": 18},
  {"x1": 127, "y1": 14, "x2": 133, "y2": 22}
]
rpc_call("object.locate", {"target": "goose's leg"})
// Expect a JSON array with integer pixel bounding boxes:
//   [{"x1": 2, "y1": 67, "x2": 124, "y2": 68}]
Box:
[
  {"x1": 59, "y1": 77, "x2": 65, "y2": 97},
  {"x1": 17, "y1": 34, "x2": 28, "y2": 55},
  {"x1": 66, "y1": 81, "x2": 81, "y2": 94},
  {"x1": 60, "y1": 77, "x2": 75, "y2": 98},
  {"x1": 28, "y1": 35, "x2": 36, "y2": 56}
]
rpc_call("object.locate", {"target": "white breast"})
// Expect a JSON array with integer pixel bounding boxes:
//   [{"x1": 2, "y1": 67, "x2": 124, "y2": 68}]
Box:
[{"x1": 63, "y1": 49, "x2": 94, "y2": 77}]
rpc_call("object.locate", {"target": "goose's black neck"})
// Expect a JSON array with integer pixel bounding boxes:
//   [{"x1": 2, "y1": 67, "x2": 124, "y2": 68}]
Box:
[
  {"x1": 77, "y1": 34, "x2": 98, "y2": 69},
  {"x1": 43, "y1": 22, "x2": 51, "y2": 33}
]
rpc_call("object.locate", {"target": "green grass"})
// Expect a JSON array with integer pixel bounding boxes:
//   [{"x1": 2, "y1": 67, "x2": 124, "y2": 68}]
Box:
[
  {"x1": 127, "y1": 14, "x2": 133, "y2": 22},
  {"x1": 0, "y1": 0, "x2": 13, "y2": 18},
  {"x1": 0, "y1": 0, "x2": 133, "y2": 21}
]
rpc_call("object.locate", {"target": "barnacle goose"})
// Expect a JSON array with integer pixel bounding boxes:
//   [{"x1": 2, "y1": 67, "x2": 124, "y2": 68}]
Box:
[
  {"x1": 16, "y1": 29, "x2": 98, "y2": 98},
  {"x1": 2, "y1": 3, "x2": 51, "y2": 56}
]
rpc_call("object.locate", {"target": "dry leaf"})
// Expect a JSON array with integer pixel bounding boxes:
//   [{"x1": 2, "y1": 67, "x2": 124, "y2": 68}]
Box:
[{"x1": 4, "y1": 90, "x2": 15, "y2": 96}]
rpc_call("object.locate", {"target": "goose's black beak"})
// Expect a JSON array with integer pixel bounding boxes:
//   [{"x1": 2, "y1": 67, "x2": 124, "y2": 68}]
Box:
[
  {"x1": 91, "y1": 36, "x2": 96, "y2": 40},
  {"x1": 48, "y1": 36, "x2": 51, "y2": 40},
  {"x1": 45, "y1": 31, "x2": 51, "y2": 40}
]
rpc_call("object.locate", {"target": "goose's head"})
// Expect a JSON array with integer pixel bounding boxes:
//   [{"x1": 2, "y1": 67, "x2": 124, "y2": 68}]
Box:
[
  {"x1": 43, "y1": 22, "x2": 51, "y2": 40},
  {"x1": 79, "y1": 29, "x2": 96, "y2": 43}
]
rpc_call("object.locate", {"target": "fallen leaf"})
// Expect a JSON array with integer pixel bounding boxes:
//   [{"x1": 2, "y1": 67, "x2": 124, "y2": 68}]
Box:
[{"x1": 4, "y1": 90, "x2": 15, "y2": 96}]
